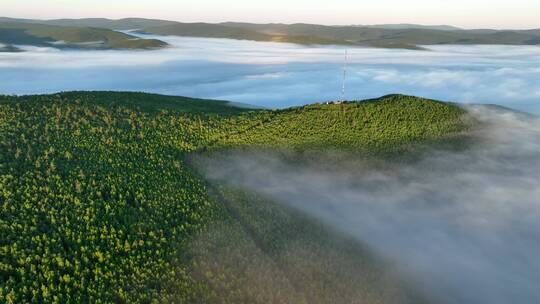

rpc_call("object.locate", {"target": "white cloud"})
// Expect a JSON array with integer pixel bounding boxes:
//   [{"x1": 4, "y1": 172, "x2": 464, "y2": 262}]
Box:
[
  {"x1": 0, "y1": 34, "x2": 539, "y2": 113},
  {"x1": 245, "y1": 72, "x2": 286, "y2": 79},
  {"x1": 198, "y1": 107, "x2": 540, "y2": 304}
]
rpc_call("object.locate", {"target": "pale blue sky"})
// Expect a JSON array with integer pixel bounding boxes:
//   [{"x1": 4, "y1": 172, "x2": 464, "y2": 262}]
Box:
[{"x1": 1, "y1": 0, "x2": 539, "y2": 29}]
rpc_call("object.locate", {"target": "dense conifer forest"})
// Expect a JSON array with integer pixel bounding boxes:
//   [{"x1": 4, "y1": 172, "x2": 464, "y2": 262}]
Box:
[{"x1": 0, "y1": 92, "x2": 472, "y2": 303}]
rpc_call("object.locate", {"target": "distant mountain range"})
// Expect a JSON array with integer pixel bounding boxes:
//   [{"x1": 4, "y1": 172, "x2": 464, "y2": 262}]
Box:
[
  {"x1": 0, "y1": 17, "x2": 176, "y2": 30},
  {"x1": 355, "y1": 23, "x2": 463, "y2": 31},
  {"x1": 1, "y1": 17, "x2": 540, "y2": 51}
]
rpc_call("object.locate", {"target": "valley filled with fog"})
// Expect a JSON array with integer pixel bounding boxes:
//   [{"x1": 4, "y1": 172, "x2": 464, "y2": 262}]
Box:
[
  {"x1": 2, "y1": 18, "x2": 540, "y2": 303},
  {"x1": 198, "y1": 107, "x2": 540, "y2": 304},
  {"x1": 1, "y1": 32, "x2": 539, "y2": 113}
]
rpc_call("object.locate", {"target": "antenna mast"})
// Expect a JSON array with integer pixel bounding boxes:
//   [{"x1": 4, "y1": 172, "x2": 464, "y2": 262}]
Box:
[{"x1": 341, "y1": 49, "x2": 348, "y2": 103}]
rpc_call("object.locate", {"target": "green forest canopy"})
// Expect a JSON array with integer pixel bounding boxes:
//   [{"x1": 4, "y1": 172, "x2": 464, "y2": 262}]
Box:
[{"x1": 0, "y1": 92, "x2": 473, "y2": 303}]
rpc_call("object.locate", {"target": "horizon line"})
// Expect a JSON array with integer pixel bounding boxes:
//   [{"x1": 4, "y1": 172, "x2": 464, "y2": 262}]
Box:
[{"x1": 2, "y1": 15, "x2": 539, "y2": 31}]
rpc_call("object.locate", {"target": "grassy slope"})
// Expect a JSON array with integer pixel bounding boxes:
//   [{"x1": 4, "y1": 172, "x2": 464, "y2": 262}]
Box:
[
  {"x1": 0, "y1": 22, "x2": 167, "y2": 50},
  {"x1": 0, "y1": 92, "x2": 472, "y2": 303}
]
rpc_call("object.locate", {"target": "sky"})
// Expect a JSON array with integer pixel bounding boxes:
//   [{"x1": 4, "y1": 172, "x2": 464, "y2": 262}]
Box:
[{"x1": 1, "y1": 0, "x2": 539, "y2": 29}]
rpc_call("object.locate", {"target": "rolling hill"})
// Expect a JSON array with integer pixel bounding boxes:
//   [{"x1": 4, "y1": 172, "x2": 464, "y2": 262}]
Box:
[
  {"x1": 136, "y1": 22, "x2": 356, "y2": 46},
  {"x1": 0, "y1": 91, "x2": 474, "y2": 303},
  {"x1": 0, "y1": 17, "x2": 177, "y2": 30},
  {"x1": 1, "y1": 17, "x2": 540, "y2": 49},
  {"x1": 0, "y1": 22, "x2": 167, "y2": 50},
  {"x1": 363, "y1": 23, "x2": 462, "y2": 31},
  {"x1": 220, "y1": 22, "x2": 540, "y2": 48}
]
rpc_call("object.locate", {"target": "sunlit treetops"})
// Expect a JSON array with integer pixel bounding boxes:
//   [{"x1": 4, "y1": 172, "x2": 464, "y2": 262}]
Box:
[{"x1": 0, "y1": 92, "x2": 471, "y2": 303}]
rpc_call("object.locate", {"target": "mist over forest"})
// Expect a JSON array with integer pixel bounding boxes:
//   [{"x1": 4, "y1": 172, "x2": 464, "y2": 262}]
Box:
[
  {"x1": 1, "y1": 7, "x2": 540, "y2": 303},
  {"x1": 198, "y1": 106, "x2": 540, "y2": 304}
]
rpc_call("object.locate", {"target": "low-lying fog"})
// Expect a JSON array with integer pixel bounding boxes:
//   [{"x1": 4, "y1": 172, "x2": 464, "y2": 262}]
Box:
[
  {"x1": 198, "y1": 107, "x2": 540, "y2": 304},
  {"x1": 0, "y1": 33, "x2": 539, "y2": 113}
]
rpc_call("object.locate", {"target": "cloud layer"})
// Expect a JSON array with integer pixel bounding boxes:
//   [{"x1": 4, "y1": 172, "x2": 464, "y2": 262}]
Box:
[
  {"x1": 0, "y1": 34, "x2": 539, "y2": 113},
  {"x1": 198, "y1": 107, "x2": 540, "y2": 304}
]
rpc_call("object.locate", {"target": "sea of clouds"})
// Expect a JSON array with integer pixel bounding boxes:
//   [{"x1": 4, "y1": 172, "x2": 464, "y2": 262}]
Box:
[
  {"x1": 0, "y1": 33, "x2": 539, "y2": 113},
  {"x1": 198, "y1": 107, "x2": 540, "y2": 304}
]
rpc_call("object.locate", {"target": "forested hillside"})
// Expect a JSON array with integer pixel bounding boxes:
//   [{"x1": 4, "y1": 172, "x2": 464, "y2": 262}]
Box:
[
  {"x1": 0, "y1": 22, "x2": 167, "y2": 50},
  {"x1": 2, "y1": 17, "x2": 540, "y2": 50},
  {"x1": 0, "y1": 92, "x2": 472, "y2": 303},
  {"x1": 211, "y1": 95, "x2": 471, "y2": 153}
]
